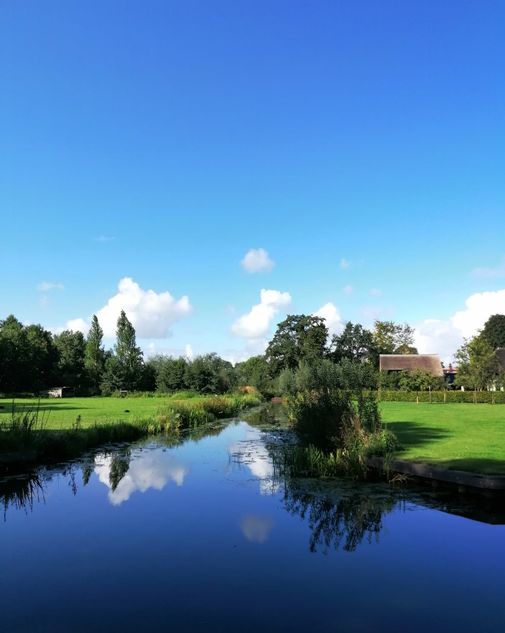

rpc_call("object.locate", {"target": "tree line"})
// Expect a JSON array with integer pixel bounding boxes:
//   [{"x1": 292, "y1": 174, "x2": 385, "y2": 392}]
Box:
[{"x1": 1, "y1": 310, "x2": 504, "y2": 396}]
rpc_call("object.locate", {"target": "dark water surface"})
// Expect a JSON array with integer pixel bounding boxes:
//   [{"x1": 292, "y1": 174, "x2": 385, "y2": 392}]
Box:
[{"x1": 1, "y1": 420, "x2": 504, "y2": 633}]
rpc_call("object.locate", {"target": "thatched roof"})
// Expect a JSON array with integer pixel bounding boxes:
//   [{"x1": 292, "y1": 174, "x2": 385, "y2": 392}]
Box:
[
  {"x1": 379, "y1": 354, "x2": 443, "y2": 377},
  {"x1": 496, "y1": 348, "x2": 505, "y2": 370}
]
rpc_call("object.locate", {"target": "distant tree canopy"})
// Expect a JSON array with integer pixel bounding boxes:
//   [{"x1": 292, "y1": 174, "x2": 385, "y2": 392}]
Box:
[
  {"x1": 372, "y1": 320, "x2": 417, "y2": 356},
  {"x1": 3, "y1": 308, "x2": 466, "y2": 396},
  {"x1": 455, "y1": 336, "x2": 501, "y2": 391},
  {"x1": 481, "y1": 314, "x2": 505, "y2": 350},
  {"x1": 330, "y1": 322, "x2": 376, "y2": 364},
  {"x1": 265, "y1": 315, "x2": 328, "y2": 374}
]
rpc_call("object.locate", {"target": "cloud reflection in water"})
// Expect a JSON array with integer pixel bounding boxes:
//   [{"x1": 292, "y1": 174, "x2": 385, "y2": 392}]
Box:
[
  {"x1": 95, "y1": 449, "x2": 189, "y2": 506},
  {"x1": 240, "y1": 514, "x2": 274, "y2": 543}
]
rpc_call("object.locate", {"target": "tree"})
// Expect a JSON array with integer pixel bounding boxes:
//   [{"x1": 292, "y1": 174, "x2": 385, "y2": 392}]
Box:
[
  {"x1": 455, "y1": 336, "x2": 500, "y2": 390},
  {"x1": 0, "y1": 315, "x2": 29, "y2": 392},
  {"x1": 85, "y1": 315, "x2": 105, "y2": 394},
  {"x1": 265, "y1": 315, "x2": 328, "y2": 375},
  {"x1": 54, "y1": 330, "x2": 87, "y2": 392},
  {"x1": 154, "y1": 356, "x2": 189, "y2": 392},
  {"x1": 481, "y1": 314, "x2": 505, "y2": 350},
  {"x1": 330, "y1": 322, "x2": 376, "y2": 364},
  {"x1": 101, "y1": 311, "x2": 144, "y2": 392},
  {"x1": 235, "y1": 355, "x2": 273, "y2": 395},
  {"x1": 185, "y1": 354, "x2": 236, "y2": 393},
  {"x1": 373, "y1": 320, "x2": 417, "y2": 356},
  {"x1": 24, "y1": 324, "x2": 58, "y2": 392}
]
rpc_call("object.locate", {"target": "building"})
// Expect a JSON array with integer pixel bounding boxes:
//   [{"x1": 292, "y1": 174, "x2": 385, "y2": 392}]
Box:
[
  {"x1": 379, "y1": 354, "x2": 443, "y2": 377},
  {"x1": 47, "y1": 386, "x2": 73, "y2": 398}
]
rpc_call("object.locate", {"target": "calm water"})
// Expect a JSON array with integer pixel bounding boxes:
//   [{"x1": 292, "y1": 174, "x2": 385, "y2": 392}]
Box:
[{"x1": 1, "y1": 419, "x2": 505, "y2": 633}]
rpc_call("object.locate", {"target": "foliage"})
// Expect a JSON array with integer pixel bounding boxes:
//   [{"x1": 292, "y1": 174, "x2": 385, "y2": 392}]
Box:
[
  {"x1": 378, "y1": 389, "x2": 505, "y2": 403},
  {"x1": 372, "y1": 320, "x2": 417, "y2": 357},
  {"x1": 455, "y1": 335, "x2": 500, "y2": 390},
  {"x1": 330, "y1": 321, "x2": 376, "y2": 364},
  {"x1": 54, "y1": 330, "x2": 87, "y2": 392},
  {"x1": 235, "y1": 355, "x2": 274, "y2": 396},
  {"x1": 481, "y1": 314, "x2": 505, "y2": 349},
  {"x1": 84, "y1": 315, "x2": 106, "y2": 394},
  {"x1": 185, "y1": 353, "x2": 236, "y2": 393},
  {"x1": 396, "y1": 369, "x2": 445, "y2": 392},
  {"x1": 265, "y1": 314, "x2": 328, "y2": 375}
]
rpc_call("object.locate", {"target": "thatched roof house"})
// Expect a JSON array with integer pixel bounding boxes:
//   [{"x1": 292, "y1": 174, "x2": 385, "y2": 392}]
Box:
[{"x1": 379, "y1": 354, "x2": 443, "y2": 377}]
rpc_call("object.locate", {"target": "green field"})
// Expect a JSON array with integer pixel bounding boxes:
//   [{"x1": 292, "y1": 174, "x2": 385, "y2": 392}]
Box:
[
  {"x1": 0, "y1": 396, "x2": 174, "y2": 429},
  {"x1": 381, "y1": 402, "x2": 505, "y2": 475},
  {"x1": 1, "y1": 398, "x2": 505, "y2": 475}
]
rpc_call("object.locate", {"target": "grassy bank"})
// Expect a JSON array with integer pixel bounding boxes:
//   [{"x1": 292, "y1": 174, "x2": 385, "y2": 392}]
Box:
[
  {"x1": 0, "y1": 393, "x2": 262, "y2": 466},
  {"x1": 381, "y1": 402, "x2": 505, "y2": 475}
]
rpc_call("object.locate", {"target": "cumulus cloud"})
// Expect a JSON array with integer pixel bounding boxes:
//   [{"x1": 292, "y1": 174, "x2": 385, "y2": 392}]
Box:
[
  {"x1": 37, "y1": 281, "x2": 64, "y2": 292},
  {"x1": 313, "y1": 302, "x2": 344, "y2": 337},
  {"x1": 415, "y1": 289, "x2": 505, "y2": 362},
  {"x1": 66, "y1": 318, "x2": 90, "y2": 335},
  {"x1": 60, "y1": 277, "x2": 192, "y2": 340},
  {"x1": 231, "y1": 289, "x2": 291, "y2": 339},
  {"x1": 95, "y1": 277, "x2": 192, "y2": 338},
  {"x1": 241, "y1": 248, "x2": 275, "y2": 273}
]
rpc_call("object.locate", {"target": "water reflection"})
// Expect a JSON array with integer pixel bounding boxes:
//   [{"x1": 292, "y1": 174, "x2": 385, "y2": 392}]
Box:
[
  {"x1": 240, "y1": 514, "x2": 274, "y2": 543},
  {"x1": 1, "y1": 473, "x2": 45, "y2": 519},
  {"x1": 228, "y1": 422, "x2": 281, "y2": 494},
  {"x1": 95, "y1": 448, "x2": 189, "y2": 506},
  {"x1": 283, "y1": 480, "x2": 396, "y2": 553}
]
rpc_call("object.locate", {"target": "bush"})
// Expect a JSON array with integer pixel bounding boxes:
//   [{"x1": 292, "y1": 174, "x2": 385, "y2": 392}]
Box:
[{"x1": 377, "y1": 390, "x2": 505, "y2": 404}]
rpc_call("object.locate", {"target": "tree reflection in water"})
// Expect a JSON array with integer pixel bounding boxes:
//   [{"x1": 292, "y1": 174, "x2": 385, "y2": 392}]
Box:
[
  {"x1": 1, "y1": 473, "x2": 46, "y2": 520},
  {"x1": 282, "y1": 481, "x2": 398, "y2": 553}
]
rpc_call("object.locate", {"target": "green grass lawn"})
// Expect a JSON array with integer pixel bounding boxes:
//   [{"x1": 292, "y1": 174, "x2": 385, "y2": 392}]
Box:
[
  {"x1": 381, "y1": 402, "x2": 505, "y2": 475},
  {"x1": 2, "y1": 397, "x2": 505, "y2": 475},
  {"x1": 0, "y1": 396, "x2": 176, "y2": 429}
]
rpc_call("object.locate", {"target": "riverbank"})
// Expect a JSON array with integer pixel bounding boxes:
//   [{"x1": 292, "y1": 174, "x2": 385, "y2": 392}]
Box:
[{"x1": 0, "y1": 393, "x2": 262, "y2": 469}]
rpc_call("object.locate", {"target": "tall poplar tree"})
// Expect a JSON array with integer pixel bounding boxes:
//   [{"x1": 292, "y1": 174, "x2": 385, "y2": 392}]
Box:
[
  {"x1": 84, "y1": 315, "x2": 105, "y2": 394},
  {"x1": 114, "y1": 310, "x2": 144, "y2": 390}
]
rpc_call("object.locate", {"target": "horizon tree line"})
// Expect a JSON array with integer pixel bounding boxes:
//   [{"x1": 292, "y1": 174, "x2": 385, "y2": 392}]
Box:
[{"x1": 1, "y1": 311, "x2": 504, "y2": 395}]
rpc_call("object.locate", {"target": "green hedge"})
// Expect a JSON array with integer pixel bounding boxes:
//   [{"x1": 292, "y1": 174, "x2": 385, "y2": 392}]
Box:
[{"x1": 376, "y1": 390, "x2": 505, "y2": 404}]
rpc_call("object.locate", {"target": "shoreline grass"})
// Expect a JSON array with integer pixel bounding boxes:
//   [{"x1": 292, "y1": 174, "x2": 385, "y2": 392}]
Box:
[{"x1": 0, "y1": 393, "x2": 262, "y2": 468}]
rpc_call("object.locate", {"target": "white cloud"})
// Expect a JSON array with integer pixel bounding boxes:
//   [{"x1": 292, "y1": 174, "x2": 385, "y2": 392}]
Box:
[
  {"x1": 241, "y1": 248, "x2": 275, "y2": 273},
  {"x1": 37, "y1": 281, "x2": 64, "y2": 292},
  {"x1": 370, "y1": 288, "x2": 382, "y2": 297},
  {"x1": 415, "y1": 289, "x2": 505, "y2": 362},
  {"x1": 313, "y1": 302, "x2": 344, "y2": 337},
  {"x1": 66, "y1": 318, "x2": 90, "y2": 335},
  {"x1": 184, "y1": 343, "x2": 194, "y2": 360},
  {"x1": 95, "y1": 277, "x2": 192, "y2": 338},
  {"x1": 471, "y1": 258, "x2": 505, "y2": 279},
  {"x1": 342, "y1": 285, "x2": 353, "y2": 295},
  {"x1": 231, "y1": 289, "x2": 291, "y2": 339},
  {"x1": 339, "y1": 258, "x2": 350, "y2": 269}
]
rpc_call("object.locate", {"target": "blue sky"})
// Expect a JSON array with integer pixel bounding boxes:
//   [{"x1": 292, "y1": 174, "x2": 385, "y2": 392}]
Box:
[{"x1": 1, "y1": 1, "x2": 504, "y2": 362}]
